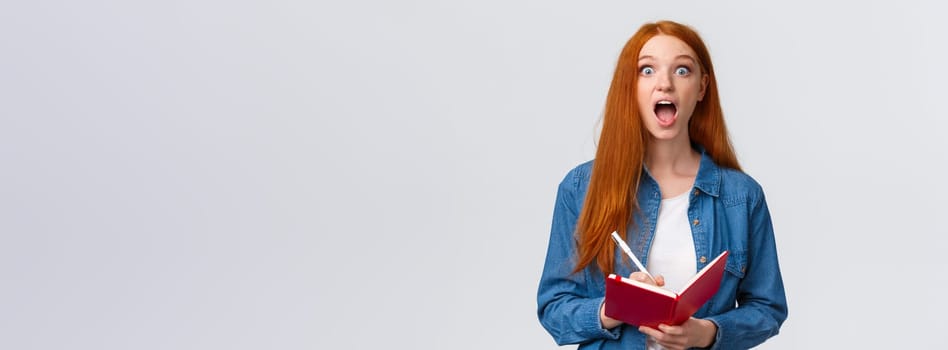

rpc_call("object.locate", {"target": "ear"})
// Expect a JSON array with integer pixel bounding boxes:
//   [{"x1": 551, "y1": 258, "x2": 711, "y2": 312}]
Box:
[{"x1": 698, "y1": 74, "x2": 709, "y2": 101}]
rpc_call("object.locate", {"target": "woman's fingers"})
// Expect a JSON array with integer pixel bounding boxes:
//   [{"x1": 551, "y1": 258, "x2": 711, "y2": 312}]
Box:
[{"x1": 628, "y1": 272, "x2": 665, "y2": 287}]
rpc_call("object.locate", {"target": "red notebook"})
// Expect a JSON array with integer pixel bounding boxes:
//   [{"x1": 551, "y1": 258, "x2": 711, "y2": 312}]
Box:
[{"x1": 604, "y1": 251, "x2": 729, "y2": 328}]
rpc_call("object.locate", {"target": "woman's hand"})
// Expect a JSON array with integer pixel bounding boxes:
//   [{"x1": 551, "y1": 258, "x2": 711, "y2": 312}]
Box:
[
  {"x1": 628, "y1": 272, "x2": 665, "y2": 287},
  {"x1": 599, "y1": 302, "x2": 623, "y2": 329},
  {"x1": 599, "y1": 272, "x2": 666, "y2": 329},
  {"x1": 638, "y1": 318, "x2": 717, "y2": 350}
]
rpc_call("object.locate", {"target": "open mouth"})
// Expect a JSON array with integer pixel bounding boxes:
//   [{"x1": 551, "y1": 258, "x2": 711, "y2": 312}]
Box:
[{"x1": 654, "y1": 101, "x2": 677, "y2": 126}]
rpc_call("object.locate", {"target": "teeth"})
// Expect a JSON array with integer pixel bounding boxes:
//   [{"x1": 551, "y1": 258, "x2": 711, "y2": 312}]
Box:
[{"x1": 657, "y1": 101, "x2": 672, "y2": 105}]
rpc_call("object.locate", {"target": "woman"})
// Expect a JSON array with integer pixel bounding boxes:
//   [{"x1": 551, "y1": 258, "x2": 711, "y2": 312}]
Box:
[{"x1": 537, "y1": 20, "x2": 787, "y2": 350}]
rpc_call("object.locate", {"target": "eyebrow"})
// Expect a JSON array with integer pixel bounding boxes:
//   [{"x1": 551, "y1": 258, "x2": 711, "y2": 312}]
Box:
[{"x1": 637, "y1": 55, "x2": 698, "y2": 64}]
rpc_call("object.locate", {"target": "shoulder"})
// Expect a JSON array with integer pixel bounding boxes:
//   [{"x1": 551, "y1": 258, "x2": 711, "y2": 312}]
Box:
[
  {"x1": 717, "y1": 167, "x2": 766, "y2": 207},
  {"x1": 696, "y1": 152, "x2": 765, "y2": 205},
  {"x1": 718, "y1": 167, "x2": 762, "y2": 193},
  {"x1": 559, "y1": 160, "x2": 594, "y2": 189},
  {"x1": 553, "y1": 160, "x2": 594, "y2": 205}
]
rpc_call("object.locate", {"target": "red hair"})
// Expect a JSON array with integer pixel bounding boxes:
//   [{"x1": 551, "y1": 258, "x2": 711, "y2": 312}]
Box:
[{"x1": 573, "y1": 20, "x2": 741, "y2": 275}]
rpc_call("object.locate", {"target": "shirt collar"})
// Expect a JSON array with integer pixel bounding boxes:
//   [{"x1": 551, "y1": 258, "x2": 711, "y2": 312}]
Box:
[
  {"x1": 640, "y1": 145, "x2": 723, "y2": 197},
  {"x1": 693, "y1": 147, "x2": 722, "y2": 197}
]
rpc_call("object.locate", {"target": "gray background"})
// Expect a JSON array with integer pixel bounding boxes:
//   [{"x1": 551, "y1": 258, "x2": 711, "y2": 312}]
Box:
[{"x1": 2, "y1": 0, "x2": 946, "y2": 349}]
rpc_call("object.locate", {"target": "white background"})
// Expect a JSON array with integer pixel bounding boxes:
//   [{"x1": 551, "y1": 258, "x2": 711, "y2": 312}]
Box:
[{"x1": 2, "y1": 1, "x2": 946, "y2": 349}]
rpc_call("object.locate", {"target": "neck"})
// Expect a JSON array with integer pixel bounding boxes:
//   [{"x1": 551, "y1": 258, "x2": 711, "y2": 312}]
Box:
[{"x1": 645, "y1": 137, "x2": 699, "y2": 175}]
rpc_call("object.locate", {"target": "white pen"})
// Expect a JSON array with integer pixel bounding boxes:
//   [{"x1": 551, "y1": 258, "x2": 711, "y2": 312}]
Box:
[{"x1": 610, "y1": 231, "x2": 655, "y2": 282}]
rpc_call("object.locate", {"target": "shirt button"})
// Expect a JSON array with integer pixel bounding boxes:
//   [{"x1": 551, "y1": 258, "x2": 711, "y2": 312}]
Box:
[
  {"x1": 693, "y1": 189, "x2": 699, "y2": 196},
  {"x1": 693, "y1": 219, "x2": 700, "y2": 226},
  {"x1": 700, "y1": 256, "x2": 707, "y2": 263}
]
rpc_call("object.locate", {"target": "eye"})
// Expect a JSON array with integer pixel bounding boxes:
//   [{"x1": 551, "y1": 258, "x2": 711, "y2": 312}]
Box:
[
  {"x1": 640, "y1": 66, "x2": 655, "y2": 75},
  {"x1": 675, "y1": 66, "x2": 691, "y2": 76}
]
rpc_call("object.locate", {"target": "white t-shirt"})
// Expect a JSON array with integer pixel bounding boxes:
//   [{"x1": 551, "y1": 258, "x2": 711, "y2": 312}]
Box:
[{"x1": 646, "y1": 190, "x2": 697, "y2": 350}]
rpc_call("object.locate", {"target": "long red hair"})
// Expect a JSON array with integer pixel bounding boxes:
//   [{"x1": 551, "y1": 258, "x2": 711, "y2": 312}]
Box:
[{"x1": 574, "y1": 20, "x2": 741, "y2": 275}]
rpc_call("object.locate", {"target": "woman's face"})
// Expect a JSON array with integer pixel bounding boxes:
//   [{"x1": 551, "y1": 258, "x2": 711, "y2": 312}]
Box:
[{"x1": 636, "y1": 35, "x2": 708, "y2": 142}]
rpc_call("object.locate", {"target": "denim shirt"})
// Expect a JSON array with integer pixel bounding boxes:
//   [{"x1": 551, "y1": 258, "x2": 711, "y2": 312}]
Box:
[{"x1": 537, "y1": 152, "x2": 787, "y2": 349}]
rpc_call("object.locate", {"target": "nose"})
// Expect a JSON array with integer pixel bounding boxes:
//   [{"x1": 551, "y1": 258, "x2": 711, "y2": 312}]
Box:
[{"x1": 656, "y1": 72, "x2": 673, "y2": 92}]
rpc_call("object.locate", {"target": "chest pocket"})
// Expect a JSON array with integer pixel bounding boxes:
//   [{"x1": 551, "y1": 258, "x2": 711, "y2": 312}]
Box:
[
  {"x1": 724, "y1": 250, "x2": 746, "y2": 279},
  {"x1": 698, "y1": 250, "x2": 746, "y2": 317}
]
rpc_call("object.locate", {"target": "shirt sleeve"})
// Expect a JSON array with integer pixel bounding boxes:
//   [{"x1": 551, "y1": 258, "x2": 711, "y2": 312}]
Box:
[
  {"x1": 705, "y1": 190, "x2": 788, "y2": 350},
  {"x1": 536, "y1": 168, "x2": 622, "y2": 345}
]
